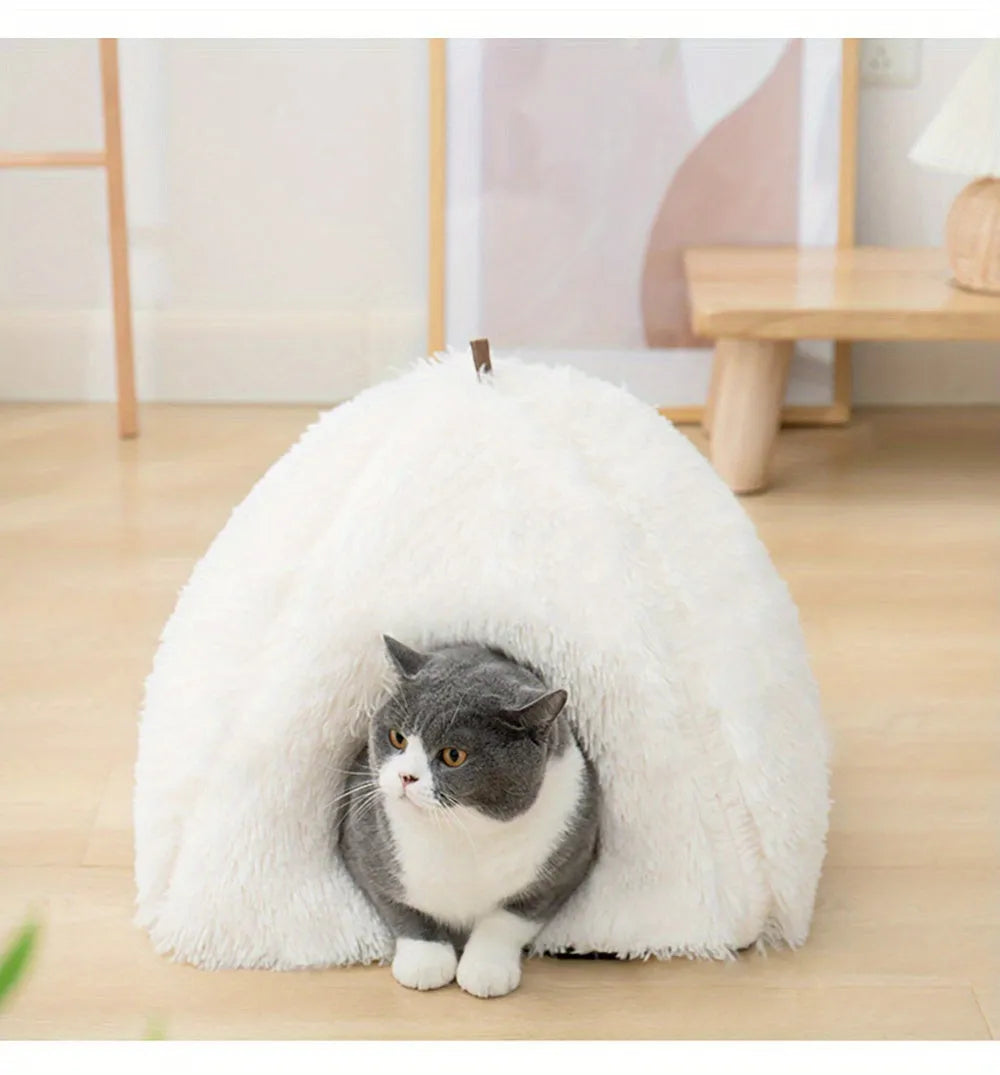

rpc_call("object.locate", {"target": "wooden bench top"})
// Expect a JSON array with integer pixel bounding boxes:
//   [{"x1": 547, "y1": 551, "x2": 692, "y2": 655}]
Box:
[{"x1": 684, "y1": 246, "x2": 1000, "y2": 341}]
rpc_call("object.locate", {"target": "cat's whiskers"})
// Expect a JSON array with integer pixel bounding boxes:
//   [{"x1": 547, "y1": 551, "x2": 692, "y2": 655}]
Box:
[
  {"x1": 325, "y1": 779, "x2": 379, "y2": 810},
  {"x1": 427, "y1": 802, "x2": 474, "y2": 860},
  {"x1": 326, "y1": 784, "x2": 376, "y2": 805},
  {"x1": 435, "y1": 794, "x2": 478, "y2": 857},
  {"x1": 347, "y1": 790, "x2": 386, "y2": 828},
  {"x1": 329, "y1": 786, "x2": 383, "y2": 826}
]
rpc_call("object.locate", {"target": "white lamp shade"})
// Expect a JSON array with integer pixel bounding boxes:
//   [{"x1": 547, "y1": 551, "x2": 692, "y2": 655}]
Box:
[{"x1": 909, "y1": 41, "x2": 1000, "y2": 177}]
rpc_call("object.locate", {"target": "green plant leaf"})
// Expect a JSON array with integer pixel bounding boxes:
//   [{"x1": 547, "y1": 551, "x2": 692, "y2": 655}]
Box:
[
  {"x1": 144, "y1": 1015, "x2": 167, "y2": 1040},
  {"x1": 0, "y1": 919, "x2": 40, "y2": 1010}
]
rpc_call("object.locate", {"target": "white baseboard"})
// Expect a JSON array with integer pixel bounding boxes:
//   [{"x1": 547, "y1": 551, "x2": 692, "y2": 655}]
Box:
[
  {"x1": 507, "y1": 346, "x2": 835, "y2": 408},
  {"x1": 853, "y1": 341, "x2": 1000, "y2": 405},
  {"x1": 0, "y1": 308, "x2": 426, "y2": 404},
  {"x1": 2, "y1": 309, "x2": 997, "y2": 406}
]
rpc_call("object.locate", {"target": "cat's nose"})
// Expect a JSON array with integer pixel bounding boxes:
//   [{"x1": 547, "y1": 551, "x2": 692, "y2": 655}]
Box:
[{"x1": 400, "y1": 773, "x2": 418, "y2": 786}]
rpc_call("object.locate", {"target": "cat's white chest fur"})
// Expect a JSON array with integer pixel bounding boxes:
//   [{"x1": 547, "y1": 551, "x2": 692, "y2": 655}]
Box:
[{"x1": 383, "y1": 740, "x2": 585, "y2": 927}]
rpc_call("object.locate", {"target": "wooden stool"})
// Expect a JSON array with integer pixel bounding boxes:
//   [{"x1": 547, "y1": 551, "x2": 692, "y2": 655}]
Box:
[
  {"x1": 0, "y1": 39, "x2": 137, "y2": 438},
  {"x1": 685, "y1": 245, "x2": 1000, "y2": 494}
]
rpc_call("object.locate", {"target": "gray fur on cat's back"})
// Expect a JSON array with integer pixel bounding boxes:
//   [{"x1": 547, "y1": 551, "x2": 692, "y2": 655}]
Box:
[{"x1": 337, "y1": 641, "x2": 600, "y2": 949}]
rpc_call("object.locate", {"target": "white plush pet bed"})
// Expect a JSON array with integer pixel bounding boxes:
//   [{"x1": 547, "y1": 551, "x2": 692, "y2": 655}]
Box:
[{"x1": 134, "y1": 350, "x2": 829, "y2": 970}]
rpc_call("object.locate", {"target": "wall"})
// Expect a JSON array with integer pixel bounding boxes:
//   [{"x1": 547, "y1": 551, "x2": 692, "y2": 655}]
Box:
[
  {"x1": 854, "y1": 39, "x2": 999, "y2": 404},
  {"x1": 0, "y1": 39, "x2": 996, "y2": 405},
  {"x1": 0, "y1": 40, "x2": 429, "y2": 403}
]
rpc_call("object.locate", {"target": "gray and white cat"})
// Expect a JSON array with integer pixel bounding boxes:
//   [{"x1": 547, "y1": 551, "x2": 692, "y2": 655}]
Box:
[{"x1": 339, "y1": 636, "x2": 600, "y2": 998}]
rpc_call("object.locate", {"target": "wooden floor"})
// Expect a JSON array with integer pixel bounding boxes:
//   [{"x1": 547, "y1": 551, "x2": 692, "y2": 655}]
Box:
[{"x1": 0, "y1": 403, "x2": 997, "y2": 1040}]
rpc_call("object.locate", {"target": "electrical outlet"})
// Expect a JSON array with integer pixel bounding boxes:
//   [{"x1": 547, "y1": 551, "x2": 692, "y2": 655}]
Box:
[{"x1": 860, "y1": 39, "x2": 921, "y2": 88}]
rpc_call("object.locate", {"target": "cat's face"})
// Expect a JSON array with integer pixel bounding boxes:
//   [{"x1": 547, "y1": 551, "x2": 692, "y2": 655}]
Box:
[{"x1": 370, "y1": 637, "x2": 568, "y2": 821}]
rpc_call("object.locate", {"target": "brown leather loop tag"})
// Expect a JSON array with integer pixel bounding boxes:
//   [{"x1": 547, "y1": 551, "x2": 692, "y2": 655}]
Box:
[{"x1": 470, "y1": 338, "x2": 492, "y2": 376}]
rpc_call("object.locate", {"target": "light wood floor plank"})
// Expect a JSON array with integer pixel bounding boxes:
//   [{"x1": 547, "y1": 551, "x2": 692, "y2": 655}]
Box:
[
  {"x1": 0, "y1": 403, "x2": 997, "y2": 1039},
  {"x1": 975, "y1": 988, "x2": 999, "y2": 1038}
]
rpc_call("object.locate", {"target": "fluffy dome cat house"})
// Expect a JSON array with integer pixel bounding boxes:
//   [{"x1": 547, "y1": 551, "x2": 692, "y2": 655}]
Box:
[{"x1": 134, "y1": 347, "x2": 829, "y2": 970}]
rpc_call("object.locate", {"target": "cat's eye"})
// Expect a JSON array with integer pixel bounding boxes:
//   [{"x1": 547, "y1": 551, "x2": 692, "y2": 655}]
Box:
[
  {"x1": 440, "y1": 747, "x2": 467, "y2": 768},
  {"x1": 388, "y1": 728, "x2": 407, "y2": 751}
]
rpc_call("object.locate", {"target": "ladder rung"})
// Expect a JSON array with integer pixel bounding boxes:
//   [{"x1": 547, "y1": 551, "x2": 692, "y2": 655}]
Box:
[{"x1": 0, "y1": 151, "x2": 106, "y2": 169}]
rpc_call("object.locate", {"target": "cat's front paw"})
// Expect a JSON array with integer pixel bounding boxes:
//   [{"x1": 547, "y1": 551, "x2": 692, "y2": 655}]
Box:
[
  {"x1": 392, "y1": 938, "x2": 457, "y2": 991},
  {"x1": 456, "y1": 949, "x2": 522, "y2": 998}
]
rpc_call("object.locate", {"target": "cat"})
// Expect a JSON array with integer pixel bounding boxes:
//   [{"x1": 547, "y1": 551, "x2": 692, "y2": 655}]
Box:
[{"x1": 338, "y1": 635, "x2": 600, "y2": 998}]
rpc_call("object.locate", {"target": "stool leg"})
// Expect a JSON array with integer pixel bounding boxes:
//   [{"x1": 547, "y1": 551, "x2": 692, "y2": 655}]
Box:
[
  {"x1": 99, "y1": 39, "x2": 138, "y2": 439},
  {"x1": 709, "y1": 339, "x2": 792, "y2": 494},
  {"x1": 702, "y1": 341, "x2": 729, "y2": 437}
]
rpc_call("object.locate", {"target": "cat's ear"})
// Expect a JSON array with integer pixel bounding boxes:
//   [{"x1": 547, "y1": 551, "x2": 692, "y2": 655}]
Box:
[
  {"x1": 383, "y1": 635, "x2": 430, "y2": 678},
  {"x1": 503, "y1": 688, "x2": 568, "y2": 737}
]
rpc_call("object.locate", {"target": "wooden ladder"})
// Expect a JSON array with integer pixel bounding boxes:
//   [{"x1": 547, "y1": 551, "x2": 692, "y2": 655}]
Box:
[{"x1": 0, "y1": 39, "x2": 138, "y2": 438}]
